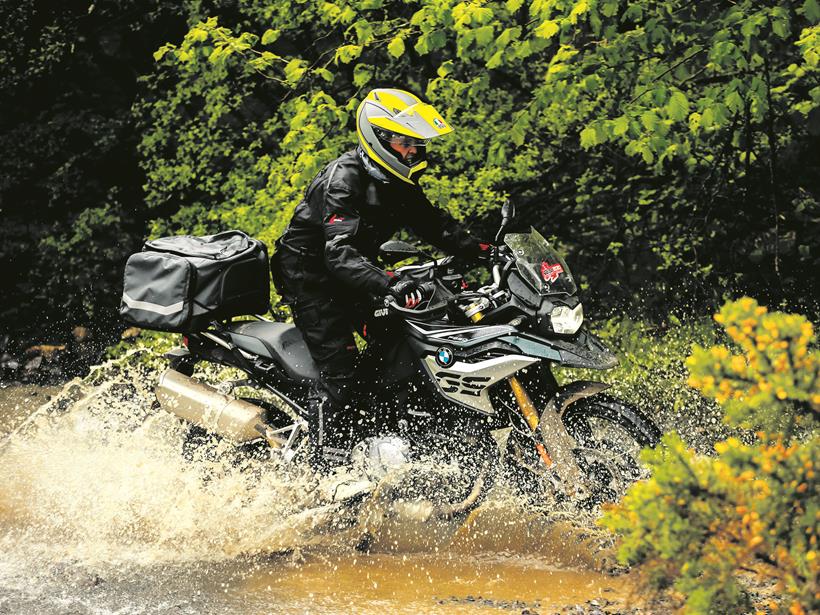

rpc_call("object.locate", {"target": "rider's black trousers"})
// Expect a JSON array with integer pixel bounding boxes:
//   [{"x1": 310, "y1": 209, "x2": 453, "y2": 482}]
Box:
[
  {"x1": 272, "y1": 246, "x2": 363, "y2": 466},
  {"x1": 292, "y1": 296, "x2": 362, "y2": 465}
]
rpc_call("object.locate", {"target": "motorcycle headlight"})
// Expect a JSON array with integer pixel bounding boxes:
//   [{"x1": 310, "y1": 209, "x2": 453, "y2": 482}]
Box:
[{"x1": 550, "y1": 303, "x2": 584, "y2": 335}]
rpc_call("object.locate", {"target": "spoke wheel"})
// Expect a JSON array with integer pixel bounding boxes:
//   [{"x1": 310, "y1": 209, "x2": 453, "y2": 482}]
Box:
[
  {"x1": 503, "y1": 394, "x2": 660, "y2": 508},
  {"x1": 562, "y1": 394, "x2": 660, "y2": 508}
]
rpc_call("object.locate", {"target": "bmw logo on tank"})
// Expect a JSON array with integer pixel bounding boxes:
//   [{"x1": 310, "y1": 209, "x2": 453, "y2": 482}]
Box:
[{"x1": 435, "y1": 346, "x2": 454, "y2": 367}]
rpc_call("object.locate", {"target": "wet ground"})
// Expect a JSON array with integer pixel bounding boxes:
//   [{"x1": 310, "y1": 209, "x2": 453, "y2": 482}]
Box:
[{"x1": 0, "y1": 359, "x2": 641, "y2": 614}]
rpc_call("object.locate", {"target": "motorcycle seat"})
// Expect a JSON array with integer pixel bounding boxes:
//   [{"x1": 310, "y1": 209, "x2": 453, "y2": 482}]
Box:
[{"x1": 224, "y1": 321, "x2": 319, "y2": 382}]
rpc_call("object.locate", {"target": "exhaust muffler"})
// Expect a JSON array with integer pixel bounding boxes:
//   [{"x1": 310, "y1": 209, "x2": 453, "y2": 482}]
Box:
[{"x1": 155, "y1": 368, "x2": 267, "y2": 443}]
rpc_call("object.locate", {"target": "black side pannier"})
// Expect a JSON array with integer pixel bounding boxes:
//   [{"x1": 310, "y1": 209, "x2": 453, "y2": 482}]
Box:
[{"x1": 120, "y1": 230, "x2": 270, "y2": 332}]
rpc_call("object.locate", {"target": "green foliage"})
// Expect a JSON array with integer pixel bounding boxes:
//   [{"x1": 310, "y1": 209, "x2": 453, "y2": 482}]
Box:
[
  {"x1": 604, "y1": 433, "x2": 818, "y2": 614},
  {"x1": 137, "y1": 0, "x2": 820, "y2": 321},
  {"x1": 4, "y1": 0, "x2": 820, "y2": 349},
  {"x1": 0, "y1": 0, "x2": 187, "y2": 344},
  {"x1": 602, "y1": 298, "x2": 820, "y2": 614}
]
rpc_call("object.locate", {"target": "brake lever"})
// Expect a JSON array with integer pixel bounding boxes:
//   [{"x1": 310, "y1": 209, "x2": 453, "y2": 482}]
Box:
[{"x1": 384, "y1": 295, "x2": 446, "y2": 318}]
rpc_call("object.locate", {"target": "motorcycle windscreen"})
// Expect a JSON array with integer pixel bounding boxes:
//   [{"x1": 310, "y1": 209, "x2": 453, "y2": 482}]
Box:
[{"x1": 504, "y1": 229, "x2": 577, "y2": 295}]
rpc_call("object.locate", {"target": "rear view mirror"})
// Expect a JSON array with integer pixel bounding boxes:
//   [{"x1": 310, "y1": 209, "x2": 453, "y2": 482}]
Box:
[
  {"x1": 496, "y1": 200, "x2": 516, "y2": 243},
  {"x1": 501, "y1": 200, "x2": 516, "y2": 225}
]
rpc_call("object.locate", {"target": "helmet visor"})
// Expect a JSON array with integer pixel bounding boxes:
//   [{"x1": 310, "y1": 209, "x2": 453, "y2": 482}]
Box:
[
  {"x1": 373, "y1": 128, "x2": 429, "y2": 166},
  {"x1": 373, "y1": 127, "x2": 431, "y2": 149}
]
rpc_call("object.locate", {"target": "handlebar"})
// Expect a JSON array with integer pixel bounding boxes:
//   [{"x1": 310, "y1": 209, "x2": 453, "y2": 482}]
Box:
[
  {"x1": 384, "y1": 295, "x2": 448, "y2": 320},
  {"x1": 383, "y1": 246, "x2": 515, "y2": 322}
]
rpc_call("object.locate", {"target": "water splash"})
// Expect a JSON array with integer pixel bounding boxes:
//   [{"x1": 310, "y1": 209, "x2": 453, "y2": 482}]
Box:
[
  {"x1": 0, "y1": 354, "x2": 629, "y2": 613},
  {"x1": 0, "y1": 356, "x2": 338, "y2": 567}
]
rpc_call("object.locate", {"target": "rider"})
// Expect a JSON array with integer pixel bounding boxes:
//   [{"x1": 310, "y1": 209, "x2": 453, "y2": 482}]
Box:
[{"x1": 271, "y1": 88, "x2": 487, "y2": 470}]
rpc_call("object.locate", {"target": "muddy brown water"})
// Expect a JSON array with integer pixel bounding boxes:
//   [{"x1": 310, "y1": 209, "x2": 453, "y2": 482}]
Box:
[{"x1": 0, "y1": 359, "x2": 638, "y2": 614}]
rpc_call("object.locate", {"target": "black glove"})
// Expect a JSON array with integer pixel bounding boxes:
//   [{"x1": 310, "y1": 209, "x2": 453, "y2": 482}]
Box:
[{"x1": 389, "y1": 278, "x2": 433, "y2": 308}]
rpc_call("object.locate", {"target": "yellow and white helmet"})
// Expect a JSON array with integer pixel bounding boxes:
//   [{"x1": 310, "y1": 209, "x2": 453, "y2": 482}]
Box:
[{"x1": 356, "y1": 88, "x2": 453, "y2": 184}]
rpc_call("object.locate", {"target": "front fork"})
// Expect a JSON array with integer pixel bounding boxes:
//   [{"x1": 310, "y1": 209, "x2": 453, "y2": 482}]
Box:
[
  {"x1": 507, "y1": 375, "x2": 610, "y2": 498},
  {"x1": 508, "y1": 376, "x2": 553, "y2": 466}
]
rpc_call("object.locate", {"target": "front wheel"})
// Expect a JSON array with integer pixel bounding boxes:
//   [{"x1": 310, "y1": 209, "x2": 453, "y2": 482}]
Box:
[
  {"x1": 562, "y1": 394, "x2": 660, "y2": 507},
  {"x1": 504, "y1": 393, "x2": 660, "y2": 507}
]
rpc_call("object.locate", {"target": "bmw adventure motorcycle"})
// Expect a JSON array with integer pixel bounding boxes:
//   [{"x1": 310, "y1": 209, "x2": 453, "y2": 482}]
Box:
[{"x1": 153, "y1": 202, "x2": 660, "y2": 516}]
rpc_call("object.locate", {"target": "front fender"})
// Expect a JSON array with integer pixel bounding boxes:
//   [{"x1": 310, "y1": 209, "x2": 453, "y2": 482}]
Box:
[{"x1": 549, "y1": 380, "x2": 611, "y2": 417}]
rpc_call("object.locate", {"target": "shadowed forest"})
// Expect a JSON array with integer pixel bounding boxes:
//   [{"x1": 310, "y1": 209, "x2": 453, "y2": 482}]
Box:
[{"x1": 1, "y1": 0, "x2": 818, "y2": 353}]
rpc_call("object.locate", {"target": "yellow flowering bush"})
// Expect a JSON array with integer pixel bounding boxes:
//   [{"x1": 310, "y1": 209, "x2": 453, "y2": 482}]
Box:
[
  {"x1": 687, "y1": 297, "x2": 819, "y2": 431},
  {"x1": 602, "y1": 298, "x2": 819, "y2": 614}
]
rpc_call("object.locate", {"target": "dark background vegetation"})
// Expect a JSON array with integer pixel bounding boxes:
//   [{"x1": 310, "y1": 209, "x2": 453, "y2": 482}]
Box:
[{"x1": 1, "y1": 0, "x2": 818, "y2": 360}]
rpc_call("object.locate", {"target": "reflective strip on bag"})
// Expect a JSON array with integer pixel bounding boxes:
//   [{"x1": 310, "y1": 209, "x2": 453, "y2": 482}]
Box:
[{"x1": 121, "y1": 293, "x2": 185, "y2": 316}]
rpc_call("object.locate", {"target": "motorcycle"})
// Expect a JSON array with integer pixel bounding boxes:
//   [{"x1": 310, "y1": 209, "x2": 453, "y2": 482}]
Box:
[{"x1": 154, "y1": 202, "x2": 660, "y2": 517}]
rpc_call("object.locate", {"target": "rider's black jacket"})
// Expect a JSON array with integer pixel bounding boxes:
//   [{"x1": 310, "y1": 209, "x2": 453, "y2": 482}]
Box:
[{"x1": 276, "y1": 149, "x2": 482, "y2": 302}]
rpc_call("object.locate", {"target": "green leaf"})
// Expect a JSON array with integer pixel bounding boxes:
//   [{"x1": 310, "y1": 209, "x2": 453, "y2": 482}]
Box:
[
  {"x1": 805, "y1": 0, "x2": 820, "y2": 23},
  {"x1": 569, "y1": 0, "x2": 589, "y2": 24},
  {"x1": 416, "y1": 31, "x2": 446, "y2": 55},
  {"x1": 772, "y1": 18, "x2": 789, "y2": 39},
  {"x1": 613, "y1": 115, "x2": 629, "y2": 137},
  {"x1": 339, "y1": 6, "x2": 357, "y2": 24},
  {"x1": 601, "y1": 0, "x2": 619, "y2": 17},
  {"x1": 701, "y1": 107, "x2": 714, "y2": 129},
  {"x1": 666, "y1": 90, "x2": 690, "y2": 122},
  {"x1": 474, "y1": 25, "x2": 495, "y2": 47},
  {"x1": 535, "y1": 20, "x2": 559, "y2": 39},
  {"x1": 207, "y1": 45, "x2": 223, "y2": 64},
  {"x1": 284, "y1": 58, "x2": 307, "y2": 84},
  {"x1": 335, "y1": 44, "x2": 363, "y2": 64},
  {"x1": 580, "y1": 125, "x2": 598, "y2": 148},
  {"x1": 387, "y1": 35, "x2": 405, "y2": 58},
  {"x1": 725, "y1": 90, "x2": 744, "y2": 113},
  {"x1": 353, "y1": 20, "x2": 374, "y2": 45},
  {"x1": 510, "y1": 121, "x2": 525, "y2": 146},
  {"x1": 261, "y1": 29, "x2": 280, "y2": 45},
  {"x1": 497, "y1": 26, "x2": 521, "y2": 48},
  {"x1": 640, "y1": 143, "x2": 655, "y2": 164},
  {"x1": 437, "y1": 60, "x2": 454, "y2": 77},
  {"x1": 153, "y1": 44, "x2": 174, "y2": 62},
  {"x1": 487, "y1": 49, "x2": 505, "y2": 69},
  {"x1": 314, "y1": 68, "x2": 334, "y2": 83},
  {"x1": 640, "y1": 110, "x2": 658, "y2": 131},
  {"x1": 353, "y1": 63, "x2": 373, "y2": 87},
  {"x1": 506, "y1": 0, "x2": 524, "y2": 12},
  {"x1": 410, "y1": 8, "x2": 427, "y2": 26},
  {"x1": 188, "y1": 27, "x2": 208, "y2": 43}
]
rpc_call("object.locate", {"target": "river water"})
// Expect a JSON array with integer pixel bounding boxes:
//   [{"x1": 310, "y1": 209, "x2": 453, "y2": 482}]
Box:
[{"x1": 0, "y1": 356, "x2": 636, "y2": 614}]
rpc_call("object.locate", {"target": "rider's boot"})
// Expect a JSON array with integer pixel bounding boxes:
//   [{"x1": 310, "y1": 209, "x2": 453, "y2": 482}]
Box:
[{"x1": 306, "y1": 388, "x2": 355, "y2": 473}]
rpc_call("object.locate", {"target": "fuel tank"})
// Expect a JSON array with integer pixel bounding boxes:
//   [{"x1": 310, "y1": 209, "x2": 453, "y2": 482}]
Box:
[{"x1": 155, "y1": 368, "x2": 265, "y2": 443}]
